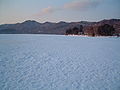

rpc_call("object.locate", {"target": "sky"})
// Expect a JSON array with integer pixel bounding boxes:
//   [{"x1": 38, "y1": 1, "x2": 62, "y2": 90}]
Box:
[{"x1": 0, "y1": 0, "x2": 120, "y2": 24}]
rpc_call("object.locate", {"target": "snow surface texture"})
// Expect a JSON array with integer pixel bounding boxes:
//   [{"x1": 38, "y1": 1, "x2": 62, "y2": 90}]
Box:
[{"x1": 0, "y1": 34, "x2": 120, "y2": 90}]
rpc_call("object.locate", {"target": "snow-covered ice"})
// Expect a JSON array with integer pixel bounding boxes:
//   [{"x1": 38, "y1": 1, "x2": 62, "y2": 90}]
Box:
[{"x1": 0, "y1": 34, "x2": 120, "y2": 90}]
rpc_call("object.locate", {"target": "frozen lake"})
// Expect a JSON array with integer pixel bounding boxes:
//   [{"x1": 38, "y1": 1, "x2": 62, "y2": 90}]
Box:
[{"x1": 0, "y1": 34, "x2": 120, "y2": 90}]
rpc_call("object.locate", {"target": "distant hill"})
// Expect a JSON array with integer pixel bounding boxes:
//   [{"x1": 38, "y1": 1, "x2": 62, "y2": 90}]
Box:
[{"x1": 0, "y1": 19, "x2": 120, "y2": 34}]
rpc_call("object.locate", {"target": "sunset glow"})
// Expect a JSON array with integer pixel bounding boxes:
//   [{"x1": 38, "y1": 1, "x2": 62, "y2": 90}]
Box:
[{"x1": 0, "y1": 0, "x2": 120, "y2": 24}]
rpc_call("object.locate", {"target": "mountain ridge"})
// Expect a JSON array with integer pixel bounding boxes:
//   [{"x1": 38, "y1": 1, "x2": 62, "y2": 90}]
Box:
[{"x1": 0, "y1": 19, "x2": 120, "y2": 34}]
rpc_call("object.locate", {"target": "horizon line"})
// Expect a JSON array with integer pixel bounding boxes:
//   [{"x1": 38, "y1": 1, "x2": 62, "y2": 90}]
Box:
[{"x1": 0, "y1": 18, "x2": 120, "y2": 25}]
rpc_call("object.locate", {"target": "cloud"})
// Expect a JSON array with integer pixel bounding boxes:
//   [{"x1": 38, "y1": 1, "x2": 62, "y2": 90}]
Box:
[
  {"x1": 64, "y1": 1, "x2": 100, "y2": 11},
  {"x1": 41, "y1": 7, "x2": 54, "y2": 14},
  {"x1": 35, "y1": 0, "x2": 101, "y2": 16},
  {"x1": 37, "y1": 6, "x2": 56, "y2": 16}
]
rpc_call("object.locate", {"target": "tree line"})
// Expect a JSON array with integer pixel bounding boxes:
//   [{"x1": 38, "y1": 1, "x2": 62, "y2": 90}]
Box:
[
  {"x1": 65, "y1": 24, "x2": 118, "y2": 36},
  {"x1": 66, "y1": 25, "x2": 84, "y2": 35}
]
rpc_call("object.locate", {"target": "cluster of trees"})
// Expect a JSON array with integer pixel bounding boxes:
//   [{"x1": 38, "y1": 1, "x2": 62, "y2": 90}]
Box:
[
  {"x1": 66, "y1": 24, "x2": 116, "y2": 36},
  {"x1": 97, "y1": 24, "x2": 115, "y2": 36},
  {"x1": 66, "y1": 25, "x2": 84, "y2": 35}
]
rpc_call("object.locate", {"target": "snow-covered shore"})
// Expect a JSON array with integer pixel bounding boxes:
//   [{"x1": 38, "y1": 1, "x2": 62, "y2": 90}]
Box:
[{"x1": 0, "y1": 34, "x2": 120, "y2": 90}]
